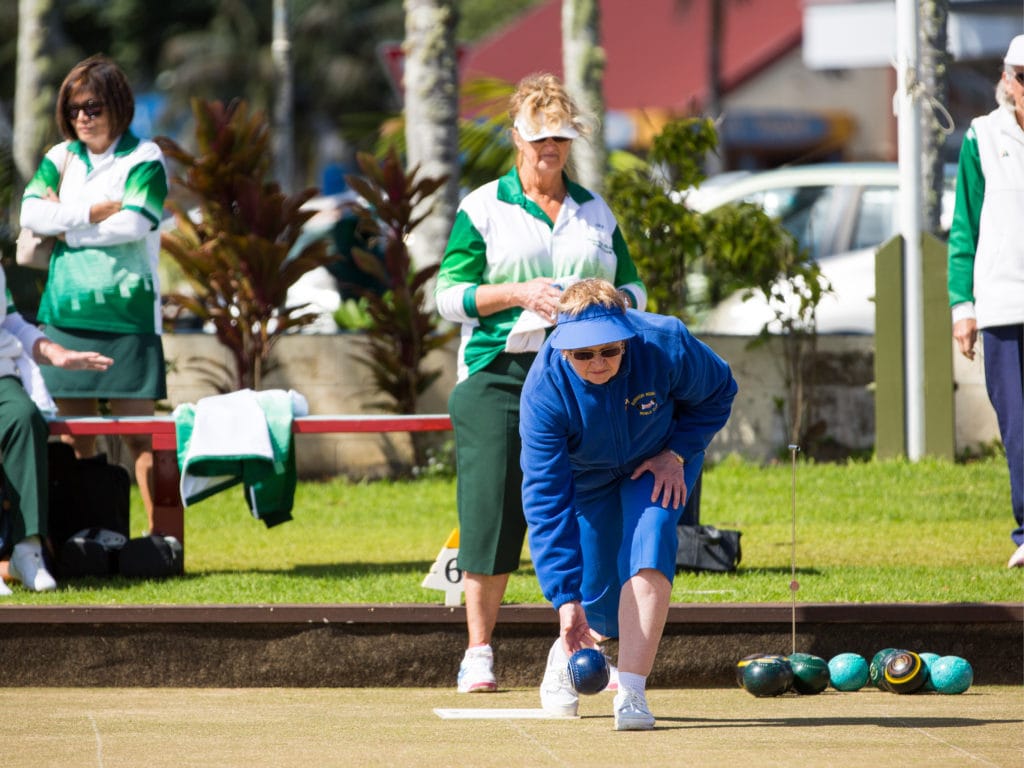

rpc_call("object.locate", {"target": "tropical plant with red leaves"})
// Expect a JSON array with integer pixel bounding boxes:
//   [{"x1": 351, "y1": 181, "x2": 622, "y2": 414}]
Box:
[
  {"x1": 343, "y1": 147, "x2": 457, "y2": 465},
  {"x1": 158, "y1": 98, "x2": 335, "y2": 391}
]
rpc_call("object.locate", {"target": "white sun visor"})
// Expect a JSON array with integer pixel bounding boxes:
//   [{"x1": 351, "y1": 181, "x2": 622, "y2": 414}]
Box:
[{"x1": 513, "y1": 115, "x2": 580, "y2": 141}]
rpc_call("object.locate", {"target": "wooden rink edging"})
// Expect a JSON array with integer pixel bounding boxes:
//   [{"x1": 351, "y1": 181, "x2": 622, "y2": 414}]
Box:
[
  {"x1": 0, "y1": 602, "x2": 1019, "y2": 689},
  {"x1": 0, "y1": 601, "x2": 1019, "y2": 624}
]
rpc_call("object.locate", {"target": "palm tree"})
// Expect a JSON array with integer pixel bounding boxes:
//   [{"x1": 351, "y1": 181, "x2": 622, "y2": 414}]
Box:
[
  {"x1": 271, "y1": 0, "x2": 295, "y2": 194},
  {"x1": 13, "y1": 0, "x2": 56, "y2": 188},
  {"x1": 402, "y1": 0, "x2": 460, "y2": 269},
  {"x1": 562, "y1": 0, "x2": 606, "y2": 192}
]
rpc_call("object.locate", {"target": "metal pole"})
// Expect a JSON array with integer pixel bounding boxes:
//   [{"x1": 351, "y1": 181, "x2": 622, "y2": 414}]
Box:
[
  {"x1": 895, "y1": 0, "x2": 925, "y2": 460},
  {"x1": 789, "y1": 444, "x2": 800, "y2": 655}
]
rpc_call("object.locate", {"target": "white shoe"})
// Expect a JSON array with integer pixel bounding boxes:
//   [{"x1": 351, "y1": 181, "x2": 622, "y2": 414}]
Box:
[
  {"x1": 457, "y1": 645, "x2": 497, "y2": 693},
  {"x1": 0, "y1": 578, "x2": 11, "y2": 596},
  {"x1": 540, "y1": 638, "x2": 578, "y2": 717},
  {"x1": 614, "y1": 689, "x2": 655, "y2": 731},
  {"x1": 1008, "y1": 542, "x2": 1024, "y2": 568},
  {"x1": 9, "y1": 541, "x2": 57, "y2": 592}
]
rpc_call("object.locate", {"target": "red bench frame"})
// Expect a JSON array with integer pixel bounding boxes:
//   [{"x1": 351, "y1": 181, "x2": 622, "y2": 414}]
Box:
[{"x1": 47, "y1": 415, "x2": 453, "y2": 558}]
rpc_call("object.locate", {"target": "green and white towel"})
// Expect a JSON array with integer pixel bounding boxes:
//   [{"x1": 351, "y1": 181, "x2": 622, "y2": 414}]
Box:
[{"x1": 172, "y1": 389, "x2": 308, "y2": 527}]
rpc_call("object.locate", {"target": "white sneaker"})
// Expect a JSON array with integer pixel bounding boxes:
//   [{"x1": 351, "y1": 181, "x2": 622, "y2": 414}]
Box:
[
  {"x1": 457, "y1": 645, "x2": 497, "y2": 693},
  {"x1": 0, "y1": 578, "x2": 11, "y2": 596},
  {"x1": 9, "y1": 541, "x2": 57, "y2": 592},
  {"x1": 614, "y1": 689, "x2": 655, "y2": 731},
  {"x1": 540, "y1": 638, "x2": 578, "y2": 717},
  {"x1": 1008, "y1": 542, "x2": 1024, "y2": 568}
]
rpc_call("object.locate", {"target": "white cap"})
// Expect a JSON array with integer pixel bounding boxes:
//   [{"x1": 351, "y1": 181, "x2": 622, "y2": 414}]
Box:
[
  {"x1": 513, "y1": 113, "x2": 579, "y2": 142},
  {"x1": 1005, "y1": 34, "x2": 1024, "y2": 67}
]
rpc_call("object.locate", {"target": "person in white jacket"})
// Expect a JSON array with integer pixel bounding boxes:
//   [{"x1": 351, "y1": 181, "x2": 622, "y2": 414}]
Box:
[
  {"x1": 0, "y1": 268, "x2": 112, "y2": 594},
  {"x1": 947, "y1": 35, "x2": 1024, "y2": 568}
]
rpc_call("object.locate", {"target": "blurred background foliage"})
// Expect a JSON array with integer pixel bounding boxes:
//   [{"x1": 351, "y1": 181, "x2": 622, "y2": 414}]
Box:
[{"x1": 0, "y1": 0, "x2": 545, "y2": 230}]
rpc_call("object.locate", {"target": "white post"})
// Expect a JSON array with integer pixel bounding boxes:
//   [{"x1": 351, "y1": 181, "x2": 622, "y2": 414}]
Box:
[{"x1": 895, "y1": 0, "x2": 924, "y2": 460}]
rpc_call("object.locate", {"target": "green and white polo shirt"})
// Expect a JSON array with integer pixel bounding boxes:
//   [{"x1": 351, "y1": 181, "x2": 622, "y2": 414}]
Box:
[
  {"x1": 436, "y1": 167, "x2": 645, "y2": 380},
  {"x1": 23, "y1": 132, "x2": 168, "y2": 334}
]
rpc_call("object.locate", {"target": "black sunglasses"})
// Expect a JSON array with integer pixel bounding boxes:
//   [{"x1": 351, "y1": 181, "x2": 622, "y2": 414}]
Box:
[
  {"x1": 569, "y1": 345, "x2": 624, "y2": 362},
  {"x1": 1014, "y1": 71, "x2": 1024, "y2": 86},
  {"x1": 66, "y1": 100, "x2": 105, "y2": 120},
  {"x1": 530, "y1": 136, "x2": 572, "y2": 144}
]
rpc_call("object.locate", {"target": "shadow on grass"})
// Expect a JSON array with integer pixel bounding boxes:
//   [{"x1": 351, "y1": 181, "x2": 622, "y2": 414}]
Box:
[
  {"x1": 653, "y1": 714, "x2": 1021, "y2": 729},
  {"x1": 190, "y1": 561, "x2": 540, "y2": 579},
  {"x1": 725, "y1": 567, "x2": 823, "y2": 576}
]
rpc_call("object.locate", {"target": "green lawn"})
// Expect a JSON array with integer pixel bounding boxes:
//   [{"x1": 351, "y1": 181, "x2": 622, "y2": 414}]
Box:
[{"x1": 10, "y1": 455, "x2": 1023, "y2": 605}]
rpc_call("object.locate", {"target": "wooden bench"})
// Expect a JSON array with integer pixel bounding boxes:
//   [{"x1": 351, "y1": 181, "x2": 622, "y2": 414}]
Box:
[{"x1": 47, "y1": 414, "x2": 453, "y2": 559}]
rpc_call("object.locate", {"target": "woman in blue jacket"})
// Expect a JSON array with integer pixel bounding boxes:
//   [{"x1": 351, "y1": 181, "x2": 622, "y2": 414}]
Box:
[{"x1": 520, "y1": 278, "x2": 736, "y2": 730}]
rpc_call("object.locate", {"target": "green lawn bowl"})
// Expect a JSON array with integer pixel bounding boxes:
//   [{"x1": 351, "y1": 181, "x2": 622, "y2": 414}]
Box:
[{"x1": 788, "y1": 653, "x2": 830, "y2": 695}]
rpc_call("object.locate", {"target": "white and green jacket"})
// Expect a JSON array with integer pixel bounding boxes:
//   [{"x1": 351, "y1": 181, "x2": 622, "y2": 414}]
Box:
[
  {"x1": 20, "y1": 132, "x2": 168, "y2": 335},
  {"x1": 948, "y1": 105, "x2": 1024, "y2": 329},
  {"x1": 435, "y1": 167, "x2": 646, "y2": 381}
]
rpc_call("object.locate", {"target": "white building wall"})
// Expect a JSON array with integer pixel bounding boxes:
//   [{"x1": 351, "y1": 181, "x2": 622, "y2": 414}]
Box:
[{"x1": 724, "y1": 49, "x2": 896, "y2": 161}]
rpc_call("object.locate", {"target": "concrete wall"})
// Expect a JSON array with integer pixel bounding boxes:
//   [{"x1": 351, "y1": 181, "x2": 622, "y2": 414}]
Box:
[
  {"x1": 699, "y1": 334, "x2": 999, "y2": 463},
  {"x1": 163, "y1": 332, "x2": 458, "y2": 479},
  {"x1": 161, "y1": 332, "x2": 1000, "y2": 478}
]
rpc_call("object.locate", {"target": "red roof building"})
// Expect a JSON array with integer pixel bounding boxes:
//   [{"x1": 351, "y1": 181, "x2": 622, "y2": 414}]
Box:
[
  {"x1": 460, "y1": 0, "x2": 855, "y2": 165},
  {"x1": 460, "y1": 0, "x2": 1020, "y2": 167},
  {"x1": 462, "y1": 0, "x2": 803, "y2": 113}
]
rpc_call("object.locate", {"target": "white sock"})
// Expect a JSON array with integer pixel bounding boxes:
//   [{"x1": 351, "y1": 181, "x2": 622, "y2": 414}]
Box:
[{"x1": 618, "y1": 671, "x2": 647, "y2": 696}]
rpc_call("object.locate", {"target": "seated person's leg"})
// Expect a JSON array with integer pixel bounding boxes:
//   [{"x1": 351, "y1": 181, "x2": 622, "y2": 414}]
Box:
[{"x1": 0, "y1": 377, "x2": 55, "y2": 592}]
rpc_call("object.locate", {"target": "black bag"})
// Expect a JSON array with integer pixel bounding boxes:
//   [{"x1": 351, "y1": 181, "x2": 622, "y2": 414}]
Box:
[
  {"x1": 58, "y1": 528, "x2": 127, "y2": 578},
  {"x1": 118, "y1": 535, "x2": 183, "y2": 579},
  {"x1": 47, "y1": 442, "x2": 131, "y2": 549},
  {"x1": 675, "y1": 525, "x2": 742, "y2": 573},
  {"x1": 0, "y1": 479, "x2": 13, "y2": 560}
]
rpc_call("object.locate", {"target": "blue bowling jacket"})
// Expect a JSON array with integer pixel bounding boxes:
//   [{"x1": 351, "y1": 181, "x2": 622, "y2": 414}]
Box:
[{"x1": 520, "y1": 309, "x2": 737, "y2": 609}]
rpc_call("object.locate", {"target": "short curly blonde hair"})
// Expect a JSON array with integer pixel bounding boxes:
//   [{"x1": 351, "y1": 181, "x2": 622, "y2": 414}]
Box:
[
  {"x1": 557, "y1": 278, "x2": 628, "y2": 317},
  {"x1": 508, "y1": 72, "x2": 589, "y2": 138}
]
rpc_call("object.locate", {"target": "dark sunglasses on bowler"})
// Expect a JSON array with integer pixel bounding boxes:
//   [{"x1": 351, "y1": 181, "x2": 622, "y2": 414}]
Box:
[
  {"x1": 66, "y1": 100, "x2": 104, "y2": 120},
  {"x1": 530, "y1": 136, "x2": 572, "y2": 144},
  {"x1": 1014, "y1": 71, "x2": 1024, "y2": 85},
  {"x1": 569, "y1": 345, "x2": 624, "y2": 362}
]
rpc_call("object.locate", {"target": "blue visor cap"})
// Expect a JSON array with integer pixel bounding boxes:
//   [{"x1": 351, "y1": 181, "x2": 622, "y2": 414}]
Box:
[{"x1": 549, "y1": 304, "x2": 637, "y2": 350}]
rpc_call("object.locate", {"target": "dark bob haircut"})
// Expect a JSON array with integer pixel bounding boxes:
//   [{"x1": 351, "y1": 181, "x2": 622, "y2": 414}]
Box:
[{"x1": 55, "y1": 54, "x2": 135, "y2": 141}]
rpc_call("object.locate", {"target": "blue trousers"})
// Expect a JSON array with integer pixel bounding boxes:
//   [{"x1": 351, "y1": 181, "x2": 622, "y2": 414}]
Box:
[
  {"x1": 982, "y1": 326, "x2": 1024, "y2": 546},
  {"x1": 576, "y1": 471, "x2": 692, "y2": 639}
]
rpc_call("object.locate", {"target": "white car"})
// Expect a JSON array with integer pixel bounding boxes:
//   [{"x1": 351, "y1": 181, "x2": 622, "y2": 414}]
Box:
[{"x1": 684, "y1": 163, "x2": 955, "y2": 335}]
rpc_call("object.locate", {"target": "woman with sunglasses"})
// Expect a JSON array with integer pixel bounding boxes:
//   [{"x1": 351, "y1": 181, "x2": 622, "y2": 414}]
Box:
[
  {"x1": 948, "y1": 35, "x2": 1024, "y2": 569},
  {"x1": 520, "y1": 278, "x2": 736, "y2": 729},
  {"x1": 436, "y1": 73, "x2": 646, "y2": 695},
  {"x1": 19, "y1": 54, "x2": 168, "y2": 535}
]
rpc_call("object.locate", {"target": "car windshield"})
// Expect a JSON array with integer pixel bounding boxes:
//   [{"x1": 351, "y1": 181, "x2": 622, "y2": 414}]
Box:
[
  {"x1": 851, "y1": 186, "x2": 898, "y2": 251},
  {"x1": 745, "y1": 185, "x2": 835, "y2": 260}
]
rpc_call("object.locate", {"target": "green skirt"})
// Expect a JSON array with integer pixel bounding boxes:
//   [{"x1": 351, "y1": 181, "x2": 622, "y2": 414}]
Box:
[{"x1": 40, "y1": 326, "x2": 167, "y2": 400}]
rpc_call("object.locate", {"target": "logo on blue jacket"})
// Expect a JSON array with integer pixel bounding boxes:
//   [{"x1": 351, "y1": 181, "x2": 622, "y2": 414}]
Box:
[{"x1": 627, "y1": 391, "x2": 659, "y2": 415}]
